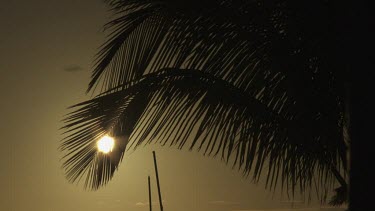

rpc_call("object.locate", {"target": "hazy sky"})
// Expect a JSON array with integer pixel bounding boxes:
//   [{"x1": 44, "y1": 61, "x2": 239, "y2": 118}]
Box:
[{"x1": 0, "y1": 1, "x2": 346, "y2": 211}]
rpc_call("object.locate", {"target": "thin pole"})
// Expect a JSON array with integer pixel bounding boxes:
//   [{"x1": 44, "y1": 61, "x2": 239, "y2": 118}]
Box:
[
  {"x1": 152, "y1": 151, "x2": 164, "y2": 211},
  {"x1": 148, "y1": 176, "x2": 152, "y2": 211}
]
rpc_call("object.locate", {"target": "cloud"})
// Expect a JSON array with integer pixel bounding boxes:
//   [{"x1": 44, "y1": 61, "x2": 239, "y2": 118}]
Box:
[
  {"x1": 63, "y1": 65, "x2": 83, "y2": 72},
  {"x1": 135, "y1": 202, "x2": 147, "y2": 207},
  {"x1": 208, "y1": 200, "x2": 240, "y2": 206},
  {"x1": 135, "y1": 200, "x2": 167, "y2": 207}
]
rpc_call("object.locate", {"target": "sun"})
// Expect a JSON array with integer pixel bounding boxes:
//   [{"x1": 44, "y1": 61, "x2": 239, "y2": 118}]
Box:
[{"x1": 97, "y1": 135, "x2": 115, "y2": 153}]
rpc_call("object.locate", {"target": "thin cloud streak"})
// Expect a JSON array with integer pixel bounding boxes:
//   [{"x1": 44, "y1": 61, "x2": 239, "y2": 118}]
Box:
[
  {"x1": 63, "y1": 65, "x2": 84, "y2": 72},
  {"x1": 135, "y1": 200, "x2": 167, "y2": 207}
]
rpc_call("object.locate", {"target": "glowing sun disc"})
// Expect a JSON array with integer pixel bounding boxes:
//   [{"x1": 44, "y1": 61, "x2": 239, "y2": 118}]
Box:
[{"x1": 97, "y1": 135, "x2": 114, "y2": 153}]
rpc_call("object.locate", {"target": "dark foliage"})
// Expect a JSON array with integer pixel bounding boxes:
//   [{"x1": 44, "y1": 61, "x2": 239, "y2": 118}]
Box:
[{"x1": 61, "y1": 0, "x2": 347, "y2": 205}]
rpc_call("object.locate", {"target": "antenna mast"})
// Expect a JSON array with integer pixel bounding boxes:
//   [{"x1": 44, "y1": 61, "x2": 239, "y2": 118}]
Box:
[
  {"x1": 148, "y1": 176, "x2": 152, "y2": 211},
  {"x1": 153, "y1": 151, "x2": 164, "y2": 211}
]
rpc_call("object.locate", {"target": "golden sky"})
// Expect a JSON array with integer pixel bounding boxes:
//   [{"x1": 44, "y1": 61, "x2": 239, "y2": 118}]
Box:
[{"x1": 0, "y1": 1, "x2": 346, "y2": 211}]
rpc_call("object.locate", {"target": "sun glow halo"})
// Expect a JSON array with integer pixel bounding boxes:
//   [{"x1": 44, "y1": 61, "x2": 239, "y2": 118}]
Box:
[{"x1": 97, "y1": 135, "x2": 115, "y2": 153}]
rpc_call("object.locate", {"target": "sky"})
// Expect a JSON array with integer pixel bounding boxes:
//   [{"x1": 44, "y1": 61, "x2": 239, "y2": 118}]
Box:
[{"x1": 0, "y1": 1, "x2": 346, "y2": 211}]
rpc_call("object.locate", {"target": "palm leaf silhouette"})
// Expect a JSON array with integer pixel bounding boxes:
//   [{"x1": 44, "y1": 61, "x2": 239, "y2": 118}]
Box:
[{"x1": 61, "y1": 0, "x2": 347, "y2": 204}]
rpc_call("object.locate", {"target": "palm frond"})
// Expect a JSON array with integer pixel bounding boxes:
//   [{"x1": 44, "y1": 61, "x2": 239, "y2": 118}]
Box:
[
  {"x1": 329, "y1": 185, "x2": 347, "y2": 206},
  {"x1": 62, "y1": 68, "x2": 343, "y2": 195},
  {"x1": 92, "y1": 0, "x2": 343, "y2": 117},
  {"x1": 62, "y1": 0, "x2": 346, "y2": 203},
  {"x1": 88, "y1": 2, "x2": 169, "y2": 92}
]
